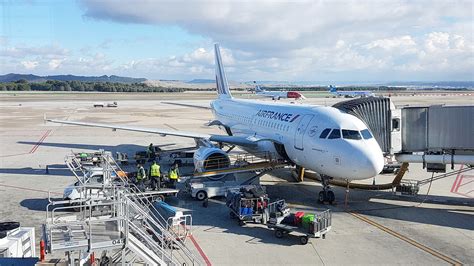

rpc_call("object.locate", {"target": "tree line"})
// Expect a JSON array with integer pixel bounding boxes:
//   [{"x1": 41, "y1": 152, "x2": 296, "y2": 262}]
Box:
[
  {"x1": 0, "y1": 80, "x2": 185, "y2": 92},
  {"x1": 0, "y1": 79, "x2": 410, "y2": 93}
]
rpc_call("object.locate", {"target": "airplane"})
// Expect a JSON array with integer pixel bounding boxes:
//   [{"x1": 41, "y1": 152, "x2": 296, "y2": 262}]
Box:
[
  {"x1": 253, "y1": 81, "x2": 305, "y2": 100},
  {"x1": 47, "y1": 44, "x2": 384, "y2": 203},
  {"x1": 329, "y1": 85, "x2": 375, "y2": 98}
]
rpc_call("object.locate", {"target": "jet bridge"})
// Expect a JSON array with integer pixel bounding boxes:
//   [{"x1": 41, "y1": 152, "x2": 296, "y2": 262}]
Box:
[
  {"x1": 333, "y1": 97, "x2": 394, "y2": 154},
  {"x1": 396, "y1": 105, "x2": 474, "y2": 172},
  {"x1": 332, "y1": 98, "x2": 474, "y2": 192}
]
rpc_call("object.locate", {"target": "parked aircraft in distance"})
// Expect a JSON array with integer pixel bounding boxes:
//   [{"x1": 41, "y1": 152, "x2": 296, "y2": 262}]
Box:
[
  {"x1": 47, "y1": 44, "x2": 384, "y2": 203},
  {"x1": 329, "y1": 85, "x2": 375, "y2": 98},
  {"x1": 253, "y1": 81, "x2": 305, "y2": 100}
]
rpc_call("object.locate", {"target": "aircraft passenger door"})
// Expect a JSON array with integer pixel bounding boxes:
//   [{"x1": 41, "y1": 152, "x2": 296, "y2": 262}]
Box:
[{"x1": 294, "y1": 114, "x2": 314, "y2": 150}]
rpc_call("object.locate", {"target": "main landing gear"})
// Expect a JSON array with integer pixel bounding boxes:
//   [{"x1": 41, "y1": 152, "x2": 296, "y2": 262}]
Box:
[{"x1": 318, "y1": 176, "x2": 335, "y2": 204}]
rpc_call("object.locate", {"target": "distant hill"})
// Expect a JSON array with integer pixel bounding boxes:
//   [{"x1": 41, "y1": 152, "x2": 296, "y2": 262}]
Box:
[
  {"x1": 0, "y1": 73, "x2": 147, "y2": 83},
  {"x1": 384, "y1": 81, "x2": 474, "y2": 89},
  {"x1": 187, "y1": 79, "x2": 215, "y2": 84}
]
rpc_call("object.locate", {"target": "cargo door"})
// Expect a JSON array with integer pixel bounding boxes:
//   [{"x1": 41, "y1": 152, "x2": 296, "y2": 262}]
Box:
[{"x1": 294, "y1": 114, "x2": 314, "y2": 150}]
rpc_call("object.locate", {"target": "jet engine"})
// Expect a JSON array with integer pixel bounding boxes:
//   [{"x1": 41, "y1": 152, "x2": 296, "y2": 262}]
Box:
[{"x1": 193, "y1": 146, "x2": 230, "y2": 173}]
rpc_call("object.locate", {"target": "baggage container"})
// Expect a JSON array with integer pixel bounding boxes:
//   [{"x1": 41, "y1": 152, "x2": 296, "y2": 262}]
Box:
[{"x1": 294, "y1": 211, "x2": 305, "y2": 224}]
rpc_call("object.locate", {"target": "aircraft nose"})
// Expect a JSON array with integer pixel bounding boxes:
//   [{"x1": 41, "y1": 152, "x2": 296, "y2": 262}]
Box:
[
  {"x1": 347, "y1": 142, "x2": 384, "y2": 179},
  {"x1": 359, "y1": 153, "x2": 384, "y2": 178}
]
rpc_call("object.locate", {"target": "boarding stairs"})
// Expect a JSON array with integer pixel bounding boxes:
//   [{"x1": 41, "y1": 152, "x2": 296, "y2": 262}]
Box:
[{"x1": 44, "y1": 151, "x2": 202, "y2": 265}]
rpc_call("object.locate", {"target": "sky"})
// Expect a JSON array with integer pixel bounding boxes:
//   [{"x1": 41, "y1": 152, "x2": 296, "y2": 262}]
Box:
[{"x1": 0, "y1": 0, "x2": 473, "y2": 82}]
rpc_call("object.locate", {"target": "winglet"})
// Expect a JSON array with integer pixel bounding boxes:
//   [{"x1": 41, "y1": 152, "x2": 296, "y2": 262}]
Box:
[{"x1": 214, "y1": 43, "x2": 232, "y2": 99}]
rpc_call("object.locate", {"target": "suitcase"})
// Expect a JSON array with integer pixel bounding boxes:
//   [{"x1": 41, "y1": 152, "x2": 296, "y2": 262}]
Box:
[
  {"x1": 294, "y1": 211, "x2": 305, "y2": 224},
  {"x1": 302, "y1": 214, "x2": 315, "y2": 228},
  {"x1": 282, "y1": 213, "x2": 296, "y2": 225}
]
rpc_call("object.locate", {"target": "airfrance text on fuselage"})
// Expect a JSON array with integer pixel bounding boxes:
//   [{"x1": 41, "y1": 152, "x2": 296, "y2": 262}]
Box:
[{"x1": 256, "y1": 110, "x2": 299, "y2": 122}]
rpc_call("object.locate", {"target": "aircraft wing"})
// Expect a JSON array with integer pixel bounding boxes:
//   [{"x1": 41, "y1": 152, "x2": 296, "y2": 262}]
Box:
[
  {"x1": 46, "y1": 118, "x2": 260, "y2": 147},
  {"x1": 161, "y1": 101, "x2": 211, "y2": 110}
]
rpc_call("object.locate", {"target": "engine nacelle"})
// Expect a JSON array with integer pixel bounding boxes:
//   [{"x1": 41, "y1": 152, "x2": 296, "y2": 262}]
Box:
[{"x1": 193, "y1": 146, "x2": 230, "y2": 172}]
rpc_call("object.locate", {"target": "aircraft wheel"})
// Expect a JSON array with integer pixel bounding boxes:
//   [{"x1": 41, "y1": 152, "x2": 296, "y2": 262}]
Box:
[
  {"x1": 327, "y1": 191, "x2": 335, "y2": 204},
  {"x1": 318, "y1": 191, "x2": 325, "y2": 203}
]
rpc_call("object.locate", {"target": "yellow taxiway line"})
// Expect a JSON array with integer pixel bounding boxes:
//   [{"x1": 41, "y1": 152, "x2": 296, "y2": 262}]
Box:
[{"x1": 349, "y1": 211, "x2": 462, "y2": 266}]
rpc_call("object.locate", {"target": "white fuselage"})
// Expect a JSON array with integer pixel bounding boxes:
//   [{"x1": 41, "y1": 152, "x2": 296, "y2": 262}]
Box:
[
  {"x1": 256, "y1": 90, "x2": 288, "y2": 99},
  {"x1": 210, "y1": 98, "x2": 384, "y2": 181}
]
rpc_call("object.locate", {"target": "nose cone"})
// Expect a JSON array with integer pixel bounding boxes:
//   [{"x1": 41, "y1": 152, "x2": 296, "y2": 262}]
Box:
[
  {"x1": 348, "y1": 142, "x2": 385, "y2": 179},
  {"x1": 358, "y1": 149, "x2": 385, "y2": 178}
]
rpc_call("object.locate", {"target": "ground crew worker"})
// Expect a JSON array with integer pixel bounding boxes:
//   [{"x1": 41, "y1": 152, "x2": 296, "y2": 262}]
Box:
[
  {"x1": 147, "y1": 143, "x2": 155, "y2": 160},
  {"x1": 149, "y1": 160, "x2": 161, "y2": 190},
  {"x1": 136, "y1": 164, "x2": 147, "y2": 191},
  {"x1": 168, "y1": 163, "x2": 180, "y2": 188}
]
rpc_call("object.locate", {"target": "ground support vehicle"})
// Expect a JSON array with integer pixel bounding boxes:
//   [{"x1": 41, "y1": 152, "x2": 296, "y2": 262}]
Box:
[
  {"x1": 267, "y1": 209, "x2": 332, "y2": 245},
  {"x1": 185, "y1": 171, "x2": 263, "y2": 200}
]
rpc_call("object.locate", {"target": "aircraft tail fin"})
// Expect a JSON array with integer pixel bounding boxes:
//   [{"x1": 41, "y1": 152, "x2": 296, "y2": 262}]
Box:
[
  {"x1": 214, "y1": 43, "x2": 232, "y2": 99},
  {"x1": 253, "y1": 81, "x2": 263, "y2": 92},
  {"x1": 329, "y1": 85, "x2": 337, "y2": 93}
]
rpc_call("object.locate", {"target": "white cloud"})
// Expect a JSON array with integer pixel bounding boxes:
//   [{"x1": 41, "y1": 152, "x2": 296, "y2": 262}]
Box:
[
  {"x1": 365, "y1": 36, "x2": 417, "y2": 52},
  {"x1": 76, "y1": 0, "x2": 474, "y2": 81},
  {"x1": 21, "y1": 60, "x2": 39, "y2": 70},
  {"x1": 48, "y1": 59, "x2": 63, "y2": 70},
  {"x1": 425, "y1": 32, "x2": 450, "y2": 52},
  {"x1": 2, "y1": 1, "x2": 472, "y2": 81}
]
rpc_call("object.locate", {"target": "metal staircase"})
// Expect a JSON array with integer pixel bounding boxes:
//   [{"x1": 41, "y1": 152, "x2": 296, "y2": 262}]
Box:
[{"x1": 43, "y1": 151, "x2": 203, "y2": 265}]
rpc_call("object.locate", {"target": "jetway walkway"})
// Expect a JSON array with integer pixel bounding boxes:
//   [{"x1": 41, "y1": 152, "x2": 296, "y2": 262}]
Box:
[
  {"x1": 333, "y1": 97, "x2": 392, "y2": 154},
  {"x1": 43, "y1": 151, "x2": 203, "y2": 266}
]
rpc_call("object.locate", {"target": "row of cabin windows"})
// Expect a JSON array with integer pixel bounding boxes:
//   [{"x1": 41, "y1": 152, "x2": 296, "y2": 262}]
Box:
[
  {"x1": 319, "y1": 128, "x2": 373, "y2": 140},
  {"x1": 256, "y1": 119, "x2": 290, "y2": 132}
]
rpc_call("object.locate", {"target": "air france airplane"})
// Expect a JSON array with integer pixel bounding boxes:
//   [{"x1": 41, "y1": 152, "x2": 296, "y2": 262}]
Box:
[
  {"x1": 254, "y1": 81, "x2": 305, "y2": 100},
  {"x1": 48, "y1": 44, "x2": 384, "y2": 202},
  {"x1": 329, "y1": 85, "x2": 375, "y2": 98}
]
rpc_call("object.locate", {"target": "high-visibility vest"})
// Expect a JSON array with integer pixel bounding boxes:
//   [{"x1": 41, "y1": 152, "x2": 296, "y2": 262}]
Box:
[
  {"x1": 169, "y1": 168, "x2": 179, "y2": 180},
  {"x1": 137, "y1": 167, "x2": 146, "y2": 180},
  {"x1": 150, "y1": 164, "x2": 160, "y2": 177}
]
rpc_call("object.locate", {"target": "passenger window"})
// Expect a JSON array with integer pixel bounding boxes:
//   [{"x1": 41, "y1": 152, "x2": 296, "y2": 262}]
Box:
[
  {"x1": 342, "y1": 129, "x2": 362, "y2": 140},
  {"x1": 319, "y1": 128, "x2": 331, "y2": 139},
  {"x1": 361, "y1": 129, "x2": 373, "y2": 139},
  {"x1": 328, "y1": 129, "x2": 341, "y2": 139}
]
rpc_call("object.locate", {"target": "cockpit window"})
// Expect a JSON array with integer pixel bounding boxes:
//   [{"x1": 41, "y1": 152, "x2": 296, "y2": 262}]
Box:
[
  {"x1": 361, "y1": 129, "x2": 373, "y2": 139},
  {"x1": 342, "y1": 129, "x2": 362, "y2": 140},
  {"x1": 319, "y1": 128, "x2": 331, "y2": 139},
  {"x1": 327, "y1": 129, "x2": 341, "y2": 139}
]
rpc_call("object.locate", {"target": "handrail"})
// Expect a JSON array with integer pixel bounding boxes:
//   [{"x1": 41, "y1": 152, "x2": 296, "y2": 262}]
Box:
[
  {"x1": 47, "y1": 150, "x2": 202, "y2": 265},
  {"x1": 124, "y1": 194, "x2": 199, "y2": 265}
]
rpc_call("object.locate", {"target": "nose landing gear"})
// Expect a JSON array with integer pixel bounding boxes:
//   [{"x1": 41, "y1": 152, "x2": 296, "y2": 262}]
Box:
[{"x1": 318, "y1": 176, "x2": 335, "y2": 204}]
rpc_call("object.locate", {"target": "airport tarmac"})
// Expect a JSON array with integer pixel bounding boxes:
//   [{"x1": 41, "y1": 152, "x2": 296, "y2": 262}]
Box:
[{"x1": 0, "y1": 91, "x2": 473, "y2": 265}]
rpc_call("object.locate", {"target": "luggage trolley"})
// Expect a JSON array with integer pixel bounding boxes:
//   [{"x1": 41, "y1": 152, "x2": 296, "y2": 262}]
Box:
[
  {"x1": 267, "y1": 209, "x2": 332, "y2": 245},
  {"x1": 226, "y1": 186, "x2": 273, "y2": 226},
  {"x1": 226, "y1": 188, "x2": 291, "y2": 226}
]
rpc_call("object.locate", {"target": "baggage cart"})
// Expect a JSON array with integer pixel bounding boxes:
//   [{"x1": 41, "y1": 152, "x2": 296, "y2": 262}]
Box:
[
  {"x1": 267, "y1": 209, "x2": 332, "y2": 245},
  {"x1": 226, "y1": 190, "x2": 290, "y2": 226},
  {"x1": 226, "y1": 187, "x2": 271, "y2": 226}
]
